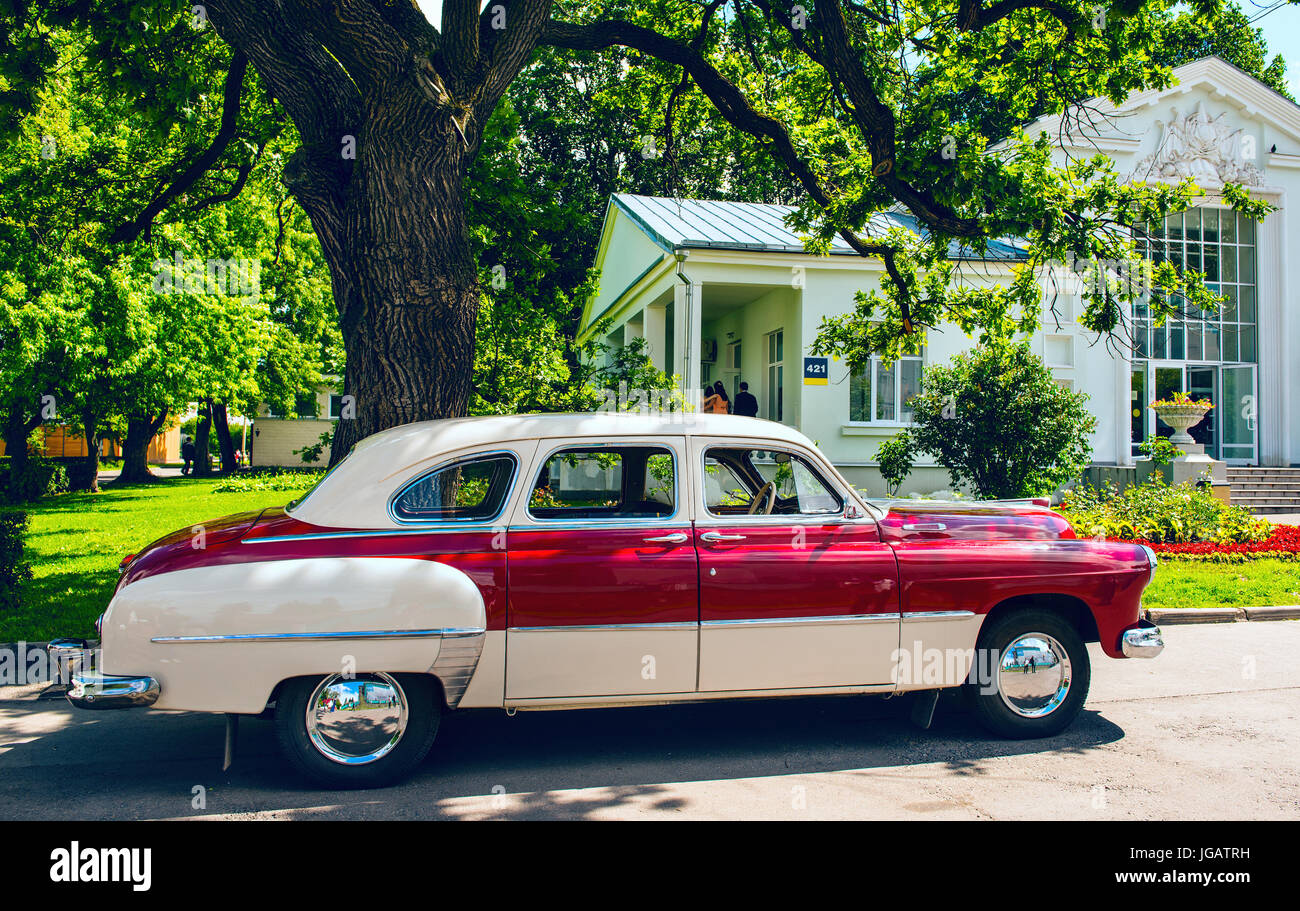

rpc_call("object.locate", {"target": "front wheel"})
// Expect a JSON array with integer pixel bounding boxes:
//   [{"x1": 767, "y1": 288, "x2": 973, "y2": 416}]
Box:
[
  {"x1": 967, "y1": 609, "x2": 1090, "y2": 739},
  {"x1": 273, "y1": 672, "x2": 440, "y2": 788}
]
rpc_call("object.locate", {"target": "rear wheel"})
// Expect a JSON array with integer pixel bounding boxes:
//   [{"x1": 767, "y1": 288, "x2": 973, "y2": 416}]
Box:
[
  {"x1": 968, "y1": 609, "x2": 1090, "y2": 739},
  {"x1": 273, "y1": 672, "x2": 440, "y2": 788}
]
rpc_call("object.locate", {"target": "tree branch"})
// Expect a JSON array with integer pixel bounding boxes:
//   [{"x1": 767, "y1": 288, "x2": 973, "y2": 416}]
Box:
[{"x1": 107, "y1": 52, "x2": 248, "y2": 244}]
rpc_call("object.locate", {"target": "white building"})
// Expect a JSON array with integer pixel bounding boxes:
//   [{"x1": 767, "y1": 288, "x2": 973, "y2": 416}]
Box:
[{"x1": 577, "y1": 57, "x2": 1300, "y2": 496}]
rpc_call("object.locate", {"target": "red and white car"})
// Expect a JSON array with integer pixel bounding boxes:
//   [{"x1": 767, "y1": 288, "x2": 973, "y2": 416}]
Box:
[{"x1": 50, "y1": 413, "x2": 1163, "y2": 787}]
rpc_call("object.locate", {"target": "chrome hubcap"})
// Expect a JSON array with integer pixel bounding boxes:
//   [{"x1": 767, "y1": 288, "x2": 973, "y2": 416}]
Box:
[
  {"x1": 306, "y1": 673, "x2": 408, "y2": 765},
  {"x1": 997, "y1": 633, "x2": 1072, "y2": 718}
]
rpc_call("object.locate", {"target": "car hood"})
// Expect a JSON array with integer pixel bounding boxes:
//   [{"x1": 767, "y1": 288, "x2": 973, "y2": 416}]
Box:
[{"x1": 873, "y1": 499, "x2": 1076, "y2": 543}]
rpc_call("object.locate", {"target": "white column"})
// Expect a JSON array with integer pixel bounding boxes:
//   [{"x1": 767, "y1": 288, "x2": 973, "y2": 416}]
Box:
[
  {"x1": 643, "y1": 303, "x2": 667, "y2": 373},
  {"x1": 1257, "y1": 206, "x2": 1285, "y2": 466}
]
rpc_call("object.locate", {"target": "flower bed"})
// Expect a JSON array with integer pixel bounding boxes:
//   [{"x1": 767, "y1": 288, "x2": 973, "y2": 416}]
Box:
[{"x1": 1115, "y1": 524, "x2": 1300, "y2": 562}]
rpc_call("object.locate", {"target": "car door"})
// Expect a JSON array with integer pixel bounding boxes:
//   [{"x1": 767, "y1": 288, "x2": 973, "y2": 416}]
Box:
[
  {"x1": 505, "y1": 437, "x2": 699, "y2": 700},
  {"x1": 693, "y1": 439, "x2": 900, "y2": 692}
]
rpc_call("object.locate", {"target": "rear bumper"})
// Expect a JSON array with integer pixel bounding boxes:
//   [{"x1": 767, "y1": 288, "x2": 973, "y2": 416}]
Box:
[
  {"x1": 46, "y1": 639, "x2": 160, "y2": 710},
  {"x1": 1121, "y1": 622, "x2": 1165, "y2": 659}
]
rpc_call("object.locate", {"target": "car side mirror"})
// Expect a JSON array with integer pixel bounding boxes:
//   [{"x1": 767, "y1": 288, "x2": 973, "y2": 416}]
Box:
[{"x1": 843, "y1": 503, "x2": 865, "y2": 521}]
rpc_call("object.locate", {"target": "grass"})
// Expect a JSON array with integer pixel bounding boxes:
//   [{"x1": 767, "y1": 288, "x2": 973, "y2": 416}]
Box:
[
  {"x1": 1140, "y1": 558, "x2": 1300, "y2": 611},
  {"x1": 0, "y1": 476, "x2": 315, "y2": 642}
]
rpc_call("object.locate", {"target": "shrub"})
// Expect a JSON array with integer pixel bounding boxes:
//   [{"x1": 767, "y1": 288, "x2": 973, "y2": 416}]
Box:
[
  {"x1": 1059, "y1": 475, "x2": 1270, "y2": 545},
  {"x1": 211, "y1": 468, "x2": 325, "y2": 493},
  {"x1": 1137, "y1": 434, "x2": 1180, "y2": 465},
  {"x1": 0, "y1": 511, "x2": 32, "y2": 612},
  {"x1": 897, "y1": 339, "x2": 1096, "y2": 499},
  {"x1": 1, "y1": 456, "x2": 69, "y2": 502},
  {"x1": 875, "y1": 433, "x2": 915, "y2": 497}
]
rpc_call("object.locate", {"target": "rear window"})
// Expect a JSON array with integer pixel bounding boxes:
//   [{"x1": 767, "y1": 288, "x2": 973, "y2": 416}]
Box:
[
  {"x1": 392, "y1": 454, "x2": 517, "y2": 523},
  {"x1": 528, "y1": 446, "x2": 675, "y2": 520}
]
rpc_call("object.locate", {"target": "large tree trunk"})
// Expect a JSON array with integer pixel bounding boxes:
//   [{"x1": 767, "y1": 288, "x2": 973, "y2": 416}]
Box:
[
  {"x1": 193, "y1": 401, "x2": 214, "y2": 478},
  {"x1": 76, "y1": 408, "x2": 102, "y2": 493},
  {"x1": 212, "y1": 402, "x2": 237, "y2": 473},
  {"x1": 116, "y1": 414, "x2": 165, "y2": 484},
  {"x1": 201, "y1": 1, "x2": 551, "y2": 468},
  {"x1": 2, "y1": 415, "x2": 33, "y2": 501}
]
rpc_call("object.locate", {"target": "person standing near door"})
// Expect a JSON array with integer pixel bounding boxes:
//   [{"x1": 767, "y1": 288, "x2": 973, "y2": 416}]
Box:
[{"x1": 733, "y1": 381, "x2": 759, "y2": 418}]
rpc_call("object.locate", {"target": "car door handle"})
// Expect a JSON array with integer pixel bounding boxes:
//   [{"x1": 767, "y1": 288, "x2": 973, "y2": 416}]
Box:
[
  {"x1": 901, "y1": 523, "x2": 947, "y2": 531},
  {"x1": 699, "y1": 531, "x2": 746, "y2": 543},
  {"x1": 642, "y1": 533, "x2": 689, "y2": 544}
]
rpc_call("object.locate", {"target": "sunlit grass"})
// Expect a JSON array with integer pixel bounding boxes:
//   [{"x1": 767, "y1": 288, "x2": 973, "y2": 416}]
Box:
[
  {"x1": 1, "y1": 478, "x2": 313, "y2": 641},
  {"x1": 1141, "y1": 558, "x2": 1300, "y2": 611}
]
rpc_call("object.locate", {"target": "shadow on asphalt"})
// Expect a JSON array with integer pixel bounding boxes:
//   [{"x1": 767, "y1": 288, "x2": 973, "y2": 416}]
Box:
[{"x1": 0, "y1": 689, "x2": 1126, "y2": 819}]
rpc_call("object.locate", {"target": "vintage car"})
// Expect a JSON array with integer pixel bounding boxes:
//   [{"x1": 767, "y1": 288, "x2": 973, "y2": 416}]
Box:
[{"x1": 49, "y1": 413, "x2": 1164, "y2": 787}]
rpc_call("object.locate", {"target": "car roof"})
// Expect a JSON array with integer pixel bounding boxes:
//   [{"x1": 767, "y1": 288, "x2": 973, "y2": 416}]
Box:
[
  {"x1": 351, "y1": 411, "x2": 818, "y2": 459},
  {"x1": 289, "y1": 412, "x2": 826, "y2": 529}
]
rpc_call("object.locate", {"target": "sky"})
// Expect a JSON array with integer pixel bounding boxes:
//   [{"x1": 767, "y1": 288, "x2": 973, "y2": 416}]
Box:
[{"x1": 414, "y1": 0, "x2": 1300, "y2": 97}]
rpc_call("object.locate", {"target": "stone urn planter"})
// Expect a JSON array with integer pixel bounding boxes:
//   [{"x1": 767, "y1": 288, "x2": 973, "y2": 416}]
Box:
[{"x1": 1152, "y1": 398, "x2": 1213, "y2": 446}]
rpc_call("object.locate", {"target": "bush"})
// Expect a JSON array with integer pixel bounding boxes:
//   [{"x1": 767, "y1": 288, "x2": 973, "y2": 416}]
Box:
[
  {"x1": 896, "y1": 339, "x2": 1097, "y2": 499},
  {"x1": 1137, "y1": 434, "x2": 1180, "y2": 465},
  {"x1": 1059, "y1": 475, "x2": 1270, "y2": 545},
  {"x1": 0, "y1": 511, "x2": 32, "y2": 612},
  {"x1": 1, "y1": 456, "x2": 69, "y2": 502},
  {"x1": 211, "y1": 468, "x2": 325, "y2": 493},
  {"x1": 875, "y1": 433, "x2": 915, "y2": 497}
]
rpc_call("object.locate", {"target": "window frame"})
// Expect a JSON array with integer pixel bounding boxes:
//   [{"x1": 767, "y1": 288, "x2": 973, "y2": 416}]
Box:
[
  {"x1": 386, "y1": 450, "x2": 520, "y2": 527},
  {"x1": 698, "y1": 442, "x2": 846, "y2": 523},
  {"x1": 847, "y1": 351, "x2": 924, "y2": 427},
  {"x1": 522, "y1": 440, "x2": 682, "y2": 525}
]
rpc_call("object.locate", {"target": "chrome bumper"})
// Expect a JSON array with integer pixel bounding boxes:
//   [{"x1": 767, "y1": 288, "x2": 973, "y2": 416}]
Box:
[
  {"x1": 1121, "y1": 623, "x2": 1165, "y2": 659},
  {"x1": 46, "y1": 639, "x2": 160, "y2": 710}
]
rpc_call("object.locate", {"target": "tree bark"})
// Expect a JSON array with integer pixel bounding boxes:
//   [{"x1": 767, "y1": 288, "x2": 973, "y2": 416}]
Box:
[
  {"x1": 2, "y1": 416, "x2": 32, "y2": 501},
  {"x1": 212, "y1": 402, "x2": 237, "y2": 473},
  {"x1": 193, "y1": 401, "x2": 214, "y2": 478},
  {"x1": 76, "y1": 408, "x2": 102, "y2": 494},
  {"x1": 200, "y1": 0, "x2": 548, "y2": 467},
  {"x1": 115, "y1": 414, "x2": 166, "y2": 484}
]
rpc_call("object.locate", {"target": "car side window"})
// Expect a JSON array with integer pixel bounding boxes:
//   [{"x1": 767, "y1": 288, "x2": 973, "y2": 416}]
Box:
[
  {"x1": 704, "y1": 447, "x2": 843, "y2": 517},
  {"x1": 392, "y1": 454, "x2": 517, "y2": 523},
  {"x1": 528, "y1": 446, "x2": 676, "y2": 520}
]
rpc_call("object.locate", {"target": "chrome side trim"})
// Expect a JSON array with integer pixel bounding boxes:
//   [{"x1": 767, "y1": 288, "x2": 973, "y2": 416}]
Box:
[
  {"x1": 703, "y1": 613, "x2": 902, "y2": 627},
  {"x1": 151, "y1": 627, "x2": 484, "y2": 644},
  {"x1": 243, "y1": 526, "x2": 503, "y2": 544},
  {"x1": 901, "y1": 610, "x2": 976, "y2": 622},
  {"x1": 509, "y1": 621, "x2": 699, "y2": 633},
  {"x1": 429, "y1": 629, "x2": 487, "y2": 709}
]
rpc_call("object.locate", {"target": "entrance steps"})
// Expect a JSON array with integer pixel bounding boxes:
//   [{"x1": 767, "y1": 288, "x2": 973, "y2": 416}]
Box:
[{"x1": 1227, "y1": 467, "x2": 1300, "y2": 514}]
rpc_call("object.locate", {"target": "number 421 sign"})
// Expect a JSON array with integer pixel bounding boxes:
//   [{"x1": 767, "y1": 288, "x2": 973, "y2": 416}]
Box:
[{"x1": 803, "y1": 357, "x2": 828, "y2": 386}]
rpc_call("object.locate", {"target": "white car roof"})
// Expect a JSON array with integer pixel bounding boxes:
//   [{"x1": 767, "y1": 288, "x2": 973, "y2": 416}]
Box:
[{"x1": 290, "y1": 412, "x2": 823, "y2": 529}]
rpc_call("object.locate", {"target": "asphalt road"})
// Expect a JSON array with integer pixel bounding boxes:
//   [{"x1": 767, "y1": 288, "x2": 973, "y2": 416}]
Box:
[{"x1": 2, "y1": 622, "x2": 1297, "y2": 820}]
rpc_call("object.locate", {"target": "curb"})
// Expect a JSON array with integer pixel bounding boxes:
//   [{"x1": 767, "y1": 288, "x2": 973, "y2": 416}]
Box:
[{"x1": 1144, "y1": 606, "x2": 1300, "y2": 625}]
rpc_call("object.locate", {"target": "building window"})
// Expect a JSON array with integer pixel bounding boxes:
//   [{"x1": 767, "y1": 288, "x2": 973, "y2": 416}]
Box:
[
  {"x1": 849, "y1": 352, "x2": 923, "y2": 424},
  {"x1": 1133, "y1": 207, "x2": 1257, "y2": 364},
  {"x1": 766, "y1": 330, "x2": 784, "y2": 422},
  {"x1": 328, "y1": 395, "x2": 346, "y2": 419}
]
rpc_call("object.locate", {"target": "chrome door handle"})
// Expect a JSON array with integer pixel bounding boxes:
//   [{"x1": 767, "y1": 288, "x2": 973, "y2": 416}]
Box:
[
  {"x1": 642, "y1": 533, "x2": 689, "y2": 544},
  {"x1": 699, "y1": 531, "x2": 746, "y2": 543},
  {"x1": 901, "y1": 522, "x2": 947, "y2": 531}
]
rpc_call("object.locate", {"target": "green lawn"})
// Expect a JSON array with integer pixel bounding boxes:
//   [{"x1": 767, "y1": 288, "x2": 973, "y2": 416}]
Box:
[
  {"x1": 3, "y1": 479, "x2": 1297, "y2": 641},
  {"x1": 1141, "y1": 558, "x2": 1300, "y2": 611},
  {"x1": 1, "y1": 478, "x2": 315, "y2": 642}
]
